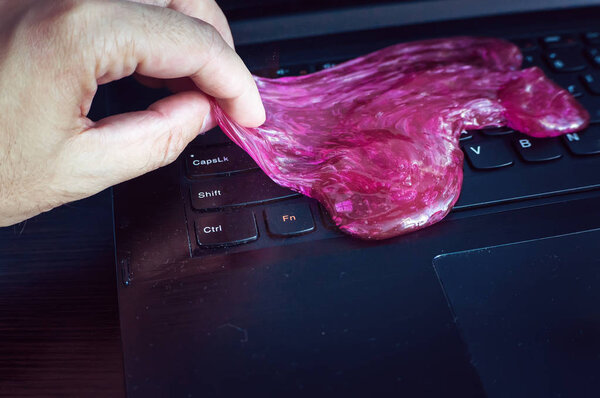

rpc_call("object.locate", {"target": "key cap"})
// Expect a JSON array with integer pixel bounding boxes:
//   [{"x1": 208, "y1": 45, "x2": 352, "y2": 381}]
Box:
[
  {"x1": 186, "y1": 145, "x2": 258, "y2": 178},
  {"x1": 255, "y1": 65, "x2": 313, "y2": 78},
  {"x1": 583, "y1": 32, "x2": 600, "y2": 45},
  {"x1": 578, "y1": 95, "x2": 600, "y2": 123},
  {"x1": 459, "y1": 130, "x2": 473, "y2": 141},
  {"x1": 585, "y1": 48, "x2": 600, "y2": 68},
  {"x1": 513, "y1": 136, "x2": 563, "y2": 162},
  {"x1": 541, "y1": 34, "x2": 579, "y2": 49},
  {"x1": 190, "y1": 172, "x2": 299, "y2": 211},
  {"x1": 581, "y1": 72, "x2": 600, "y2": 95},
  {"x1": 265, "y1": 203, "x2": 315, "y2": 237},
  {"x1": 480, "y1": 127, "x2": 514, "y2": 136},
  {"x1": 545, "y1": 48, "x2": 586, "y2": 73},
  {"x1": 276, "y1": 65, "x2": 313, "y2": 77},
  {"x1": 319, "y1": 205, "x2": 339, "y2": 230},
  {"x1": 316, "y1": 60, "x2": 344, "y2": 71},
  {"x1": 512, "y1": 38, "x2": 538, "y2": 52},
  {"x1": 195, "y1": 211, "x2": 258, "y2": 248},
  {"x1": 522, "y1": 53, "x2": 545, "y2": 69},
  {"x1": 552, "y1": 75, "x2": 584, "y2": 97},
  {"x1": 563, "y1": 126, "x2": 600, "y2": 156},
  {"x1": 464, "y1": 142, "x2": 514, "y2": 170}
]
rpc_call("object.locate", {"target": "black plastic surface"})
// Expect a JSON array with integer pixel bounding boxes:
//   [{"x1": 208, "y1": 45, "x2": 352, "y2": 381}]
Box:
[
  {"x1": 112, "y1": 7, "x2": 600, "y2": 398},
  {"x1": 434, "y1": 229, "x2": 600, "y2": 398}
]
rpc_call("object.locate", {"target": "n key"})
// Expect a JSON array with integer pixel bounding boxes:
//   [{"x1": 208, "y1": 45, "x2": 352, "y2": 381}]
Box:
[
  {"x1": 464, "y1": 142, "x2": 513, "y2": 170},
  {"x1": 563, "y1": 126, "x2": 600, "y2": 156}
]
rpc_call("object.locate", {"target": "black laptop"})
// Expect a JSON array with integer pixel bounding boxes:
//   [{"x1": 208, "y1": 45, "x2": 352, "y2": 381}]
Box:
[{"x1": 111, "y1": 1, "x2": 600, "y2": 396}]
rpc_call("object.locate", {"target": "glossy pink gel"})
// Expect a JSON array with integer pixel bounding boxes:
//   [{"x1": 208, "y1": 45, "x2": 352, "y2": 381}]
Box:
[{"x1": 213, "y1": 37, "x2": 589, "y2": 240}]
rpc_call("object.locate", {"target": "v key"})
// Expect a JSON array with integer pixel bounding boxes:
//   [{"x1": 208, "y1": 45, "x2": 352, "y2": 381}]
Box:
[{"x1": 464, "y1": 141, "x2": 513, "y2": 170}]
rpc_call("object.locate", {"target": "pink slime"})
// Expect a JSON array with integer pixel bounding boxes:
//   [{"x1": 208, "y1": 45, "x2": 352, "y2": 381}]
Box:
[{"x1": 213, "y1": 37, "x2": 589, "y2": 240}]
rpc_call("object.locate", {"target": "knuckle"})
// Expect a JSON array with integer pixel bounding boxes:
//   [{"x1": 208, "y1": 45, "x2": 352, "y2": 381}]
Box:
[
  {"x1": 20, "y1": 0, "x2": 115, "y2": 56},
  {"x1": 155, "y1": 128, "x2": 189, "y2": 167},
  {"x1": 196, "y1": 21, "x2": 225, "y2": 63},
  {"x1": 143, "y1": 116, "x2": 191, "y2": 170}
]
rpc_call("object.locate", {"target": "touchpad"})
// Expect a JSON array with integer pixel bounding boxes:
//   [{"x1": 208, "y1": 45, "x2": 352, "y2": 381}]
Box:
[{"x1": 433, "y1": 229, "x2": 600, "y2": 398}]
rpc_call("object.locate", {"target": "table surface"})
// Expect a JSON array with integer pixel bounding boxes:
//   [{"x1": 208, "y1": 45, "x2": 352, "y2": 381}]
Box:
[{"x1": 0, "y1": 190, "x2": 124, "y2": 397}]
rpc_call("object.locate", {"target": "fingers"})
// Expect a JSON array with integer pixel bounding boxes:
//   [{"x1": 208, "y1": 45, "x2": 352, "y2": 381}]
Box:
[
  {"x1": 128, "y1": 0, "x2": 235, "y2": 90},
  {"x1": 65, "y1": 91, "x2": 214, "y2": 188},
  {"x1": 96, "y1": 0, "x2": 264, "y2": 127},
  {"x1": 126, "y1": 0, "x2": 234, "y2": 48}
]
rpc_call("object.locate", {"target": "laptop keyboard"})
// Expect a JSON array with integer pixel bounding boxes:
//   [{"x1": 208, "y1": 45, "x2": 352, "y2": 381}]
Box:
[{"x1": 182, "y1": 31, "x2": 600, "y2": 254}]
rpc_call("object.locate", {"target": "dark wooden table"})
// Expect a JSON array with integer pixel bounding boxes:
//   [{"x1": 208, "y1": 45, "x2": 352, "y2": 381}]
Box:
[{"x1": 0, "y1": 190, "x2": 124, "y2": 397}]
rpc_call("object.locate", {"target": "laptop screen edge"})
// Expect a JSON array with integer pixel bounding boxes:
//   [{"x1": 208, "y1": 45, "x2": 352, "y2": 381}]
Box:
[{"x1": 230, "y1": 0, "x2": 600, "y2": 45}]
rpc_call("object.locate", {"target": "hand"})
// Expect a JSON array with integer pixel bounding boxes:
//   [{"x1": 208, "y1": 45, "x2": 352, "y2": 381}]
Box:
[{"x1": 0, "y1": 0, "x2": 265, "y2": 226}]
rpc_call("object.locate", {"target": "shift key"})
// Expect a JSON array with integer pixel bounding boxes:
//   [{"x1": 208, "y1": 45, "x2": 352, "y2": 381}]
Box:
[
  {"x1": 190, "y1": 171, "x2": 300, "y2": 211},
  {"x1": 186, "y1": 145, "x2": 258, "y2": 178}
]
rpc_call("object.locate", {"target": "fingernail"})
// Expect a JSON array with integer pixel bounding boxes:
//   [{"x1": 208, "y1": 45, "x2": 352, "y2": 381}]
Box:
[{"x1": 200, "y1": 111, "x2": 216, "y2": 133}]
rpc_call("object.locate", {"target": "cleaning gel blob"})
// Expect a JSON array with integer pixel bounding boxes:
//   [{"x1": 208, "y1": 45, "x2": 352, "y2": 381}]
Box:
[{"x1": 213, "y1": 37, "x2": 589, "y2": 240}]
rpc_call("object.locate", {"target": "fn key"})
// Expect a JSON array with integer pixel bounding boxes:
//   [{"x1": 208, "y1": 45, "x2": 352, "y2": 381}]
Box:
[
  {"x1": 195, "y1": 212, "x2": 258, "y2": 248},
  {"x1": 265, "y1": 203, "x2": 315, "y2": 237}
]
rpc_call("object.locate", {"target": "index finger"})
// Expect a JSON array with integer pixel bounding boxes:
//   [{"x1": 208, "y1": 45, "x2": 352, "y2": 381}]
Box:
[
  {"x1": 98, "y1": 0, "x2": 264, "y2": 127},
  {"x1": 126, "y1": 0, "x2": 235, "y2": 48}
]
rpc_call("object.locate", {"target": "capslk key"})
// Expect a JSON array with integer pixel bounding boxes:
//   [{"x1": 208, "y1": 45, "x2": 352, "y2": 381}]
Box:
[{"x1": 186, "y1": 145, "x2": 258, "y2": 178}]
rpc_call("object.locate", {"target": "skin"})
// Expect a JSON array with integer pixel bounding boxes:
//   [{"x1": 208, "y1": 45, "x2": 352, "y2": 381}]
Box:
[{"x1": 0, "y1": 0, "x2": 266, "y2": 227}]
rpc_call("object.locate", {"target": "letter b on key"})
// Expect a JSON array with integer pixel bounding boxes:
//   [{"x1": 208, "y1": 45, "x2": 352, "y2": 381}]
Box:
[{"x1": 519, "y1": 139, "x2": 532, "y2": 148}]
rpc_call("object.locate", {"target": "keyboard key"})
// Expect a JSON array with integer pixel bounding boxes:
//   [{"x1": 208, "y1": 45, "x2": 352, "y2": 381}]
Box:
[
  {"x1": 581, "y1": 72, "x2": 600, "y2": 95},
  {"x1": 512, "y1": 38, "x2": 538, "y2": 52},
  {"x1": 275, "y1": 65, "x2": 313, "y2": 77},
  {"x1": 464, "y1": 142, "x2": 514, "y2": 170},
  {"x1": 563, "y1": 126, "x2": 600, "y2": 156},
  {"x1": 319, "y1": 205, "x2": 339, "y2": 230},
  {"x1": 190, "y1": 171, "x2": 299, "y2": 211},
  {"x1": 316, "y1": 60, "x2": 344, "y2": 71},
  {"x1": 578, "y1": 95, "x2": 600, "y2": 123},
  {"x1": 541, "y1": 34, "x2": 579, "y2": 49},
  {"x1": 459, "y1": 130, "x2": 473, "y2": 141},
  {"x1": 583, "y1": 32, "x2": 600, "y2": 45},
  {"x1": 195, "y1": 211, "x2": 258, "y2": 248},
  {"x1": 585, "y1": 48, "x2": 600, "y2": 68},
  {"x1": 552, "y1": 75, "x2": 584, "y2": 97},
  {"x1": 255, "y1": 65, "x2": 313, "y2": 78},
  {"x1": 513, "y1": 136, "x2": 562, "y2": 162},
  {"x1": 545, "y1": 48, "x2": 586, "y2": 73},
  {"x1": 186, "y1": 145, "x2": 258, "y2": 178},
  {"x1": 522, "y1": 53, "x2": 545, "y2": 69},
  {"x1": 265, "y1": 203, "x2": 315, "y2": 237},
  {"x1": 480, "y1": 127, "x2": 514, "y2": 136}
]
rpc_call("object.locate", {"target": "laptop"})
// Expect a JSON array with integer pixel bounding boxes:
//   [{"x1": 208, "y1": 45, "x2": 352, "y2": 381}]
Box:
[{"x1": 111, "y1": 1, "x2": 600, "y2": 396}]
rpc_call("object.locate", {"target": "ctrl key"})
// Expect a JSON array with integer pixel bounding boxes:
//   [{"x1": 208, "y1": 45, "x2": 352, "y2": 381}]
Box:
[{"x1": 195, "y1": 212, "x2": 258, "y2": 248}]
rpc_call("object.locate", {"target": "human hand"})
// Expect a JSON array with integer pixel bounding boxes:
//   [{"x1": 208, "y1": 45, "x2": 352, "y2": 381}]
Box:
[{"x1": 0, "y1": 0, "x2": 265, "y2": 226}]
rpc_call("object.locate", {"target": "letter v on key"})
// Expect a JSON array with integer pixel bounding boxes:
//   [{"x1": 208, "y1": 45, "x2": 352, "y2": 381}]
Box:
[
  {"x1": 469, "y1": 146, "x2": 481, "y2": 155},
  {"x1": 464, "y1": 141, "x2": 513, "y2": 170}
]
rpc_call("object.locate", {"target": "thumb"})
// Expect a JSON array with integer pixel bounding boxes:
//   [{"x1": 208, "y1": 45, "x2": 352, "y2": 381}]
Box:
[{"x1": 61, "y1": 91, "x2": 213, "y2": 191}]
